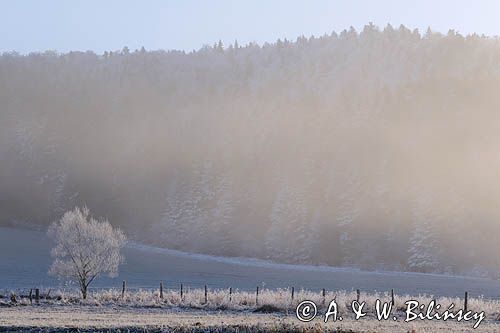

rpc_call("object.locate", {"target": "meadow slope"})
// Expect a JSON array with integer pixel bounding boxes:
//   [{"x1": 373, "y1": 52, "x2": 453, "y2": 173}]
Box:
[{"x1": 2, "y1": 227, "x2": 500, "y2": 299}]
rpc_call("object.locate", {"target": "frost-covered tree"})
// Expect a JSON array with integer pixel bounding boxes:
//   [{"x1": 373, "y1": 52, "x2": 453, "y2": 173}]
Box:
[
  {"x1": 335, "y1": 173, "x2": 361, "y2": 266},
  {"x1": 265, "y1": 178, "x2": 309, "y2": 262},
  {"x1": 407, "y1": 195, "x2": 440, "y2": 273},
  {"x1": 48, "y1": 207, "x2": 126, "y2": 299},
  {"x1": 154, "y1": 179, "x2": 194, "y2": 249},
  {"x1": 155, "y1": 161, "x2": 220, "y2": 252},
  {"x1": 49, "y1": 171, "x2": 68, "y2": 217},
  {"x1": 265, "y1": 180, "x2": 293, "y2": 260},
  {"x1": 210, "y1": 176, "x2": 235, "y2": 255}
]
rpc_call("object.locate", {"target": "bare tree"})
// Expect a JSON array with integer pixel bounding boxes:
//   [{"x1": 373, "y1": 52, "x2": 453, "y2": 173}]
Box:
[{"x1": 48, "y1": 207, "x2": 126, "y2": 299}]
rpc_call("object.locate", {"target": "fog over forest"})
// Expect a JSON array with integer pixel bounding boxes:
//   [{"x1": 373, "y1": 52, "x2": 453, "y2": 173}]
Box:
[{"x1": 2, "y1": 24, "x2": 500, "y2": 276}]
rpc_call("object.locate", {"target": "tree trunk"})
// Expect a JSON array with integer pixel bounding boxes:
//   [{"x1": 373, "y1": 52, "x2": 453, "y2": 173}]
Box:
[
  {"x1": 81, "y1": 285, "x2": 87, "y2": 299},
  {"x1": 80, "y1": 277, "x2": 88, "y2": 299}
]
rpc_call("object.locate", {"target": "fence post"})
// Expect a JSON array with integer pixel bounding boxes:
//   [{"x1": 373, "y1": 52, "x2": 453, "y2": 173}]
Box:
[
  {"x1": 122, "y1": 280, "x2": 126, "y2": 298},
  {"x1": 291, "y1": 287, "x2": 295, "y2": 301},
  {"x1": 391, "y1": 289, "x2": 394, "y2": 306},
  {"x1": 256, "y1": 286, "x2": 259, "y2": 305},
  {"x1": 356, "y1": 289, "x2": 360, "y2": 302},
  {"x1": 322, "y1": 288, "x2": 326, "y2": 306},
  {"x1": 464, "y1": 291, "x2": 468, "y2": 312},
  {"x1": 180, "y1": 283, "x2": 183, "y2": 300},
  {"x1": 204, "y1": 285, "x2": 208, "y2": 304},
  {"x1": 29, "y1": 289, "x2": 33, "y2": 304},
  {"x1": 229, "y1": 287, "x2": 232, "y2": 303},
  {"x1": 35, "y1": 288, "x2": 40, "y2": 304},
  {"x1": 160, "y1": 282, "x2": 164, "y2": 299}
]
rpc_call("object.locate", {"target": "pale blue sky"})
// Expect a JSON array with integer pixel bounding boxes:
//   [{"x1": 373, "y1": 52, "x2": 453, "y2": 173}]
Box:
[{"x1": 1, "y1": 0, "x2": 500, "y2": 54}]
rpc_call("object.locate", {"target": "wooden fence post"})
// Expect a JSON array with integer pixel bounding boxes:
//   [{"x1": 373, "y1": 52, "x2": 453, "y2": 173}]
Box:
[
  {"x1": 291, "y1": 287, "x2": 295, "y2": 301},
  {"x1": 464, "y1": 291, "x2": 468, "y2": 312},
  {"x1": 121, "y1": 280, "x2": 126, "y2": 298},
  {"x1": 391, "y1": 289, "x2": 394, "y2": 306},
  {"x1": 160, "y1": 282, "x2": 163, "y2": 299},
  {"x1": 229, "y1": 287, "x2": 232, "y2": 302},
  {"x1": 180, "y1": 283, "x2": 183, "y2": 300},
  {"x1": 322, "y1": 288, "x2": 326, "y2": 305},
  {"x1": 35, "y1": 288, "x2": 40, "y2": 304},
  {"x1": 256, "y1": 286, "x2": 259, "y2": 305},
  {"x1": 356, "y1": 289, "x2": 360, "y2": 302},
  {"x1": 204, "y1": 285, "x2": 208, "y2": 304},
  {"x1": 29, "y1": 289, "x2": 33, "y2": 304}
]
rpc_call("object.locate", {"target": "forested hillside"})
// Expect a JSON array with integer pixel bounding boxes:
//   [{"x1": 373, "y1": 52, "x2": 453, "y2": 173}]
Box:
[{"x1": 2, "y1": 24, "x2": 500, "y2": 276}]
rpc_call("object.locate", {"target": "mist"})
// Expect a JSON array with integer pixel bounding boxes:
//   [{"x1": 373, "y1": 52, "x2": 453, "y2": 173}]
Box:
[{"x1": 1, "y1": 24, "x2": 500, "y2": 276}]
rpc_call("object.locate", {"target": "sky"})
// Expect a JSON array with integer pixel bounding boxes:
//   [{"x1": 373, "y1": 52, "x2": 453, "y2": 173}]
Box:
[{"x1": 1, "y1": 0, "x2": 500, "y2": 54}]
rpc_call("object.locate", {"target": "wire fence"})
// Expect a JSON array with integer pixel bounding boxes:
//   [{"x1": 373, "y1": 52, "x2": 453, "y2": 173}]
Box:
[{"x1": 3, "y1": 281, "x2": 500, "y2": 306}]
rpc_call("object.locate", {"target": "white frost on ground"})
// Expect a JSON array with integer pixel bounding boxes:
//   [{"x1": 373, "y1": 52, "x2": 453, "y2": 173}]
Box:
[
  {"x1": 1, "y1": 289, "x2": 500, "y2": 332},
  {"x1": 1, "y1": 306, "x2": 500, "y2": 332},
  {"x1": 129, "y1": 241, "x2": 364, "y2": 273},
  {"x1": 3, "y1": 227, "x2": 500, "y2": 299},
  {"x1": 130, "y1": 241, "x2": 490, "y2": 280}
]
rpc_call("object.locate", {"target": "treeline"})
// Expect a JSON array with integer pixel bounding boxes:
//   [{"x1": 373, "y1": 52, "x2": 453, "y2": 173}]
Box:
[{"x1": 2, "y1": 24, "x2": 500, "y2": 276}]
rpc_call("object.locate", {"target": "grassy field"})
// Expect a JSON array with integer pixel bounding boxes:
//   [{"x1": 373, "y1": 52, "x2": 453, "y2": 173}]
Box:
[
  {"x1": 1, "y1": 288, "x2": 500, "y2": 332},
  {"x1": 3, "y1": 306, "x2": 498, "y2": 333},
  {"x1": 2, "y1": 226, "x2": 500, "y2": 299}
]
